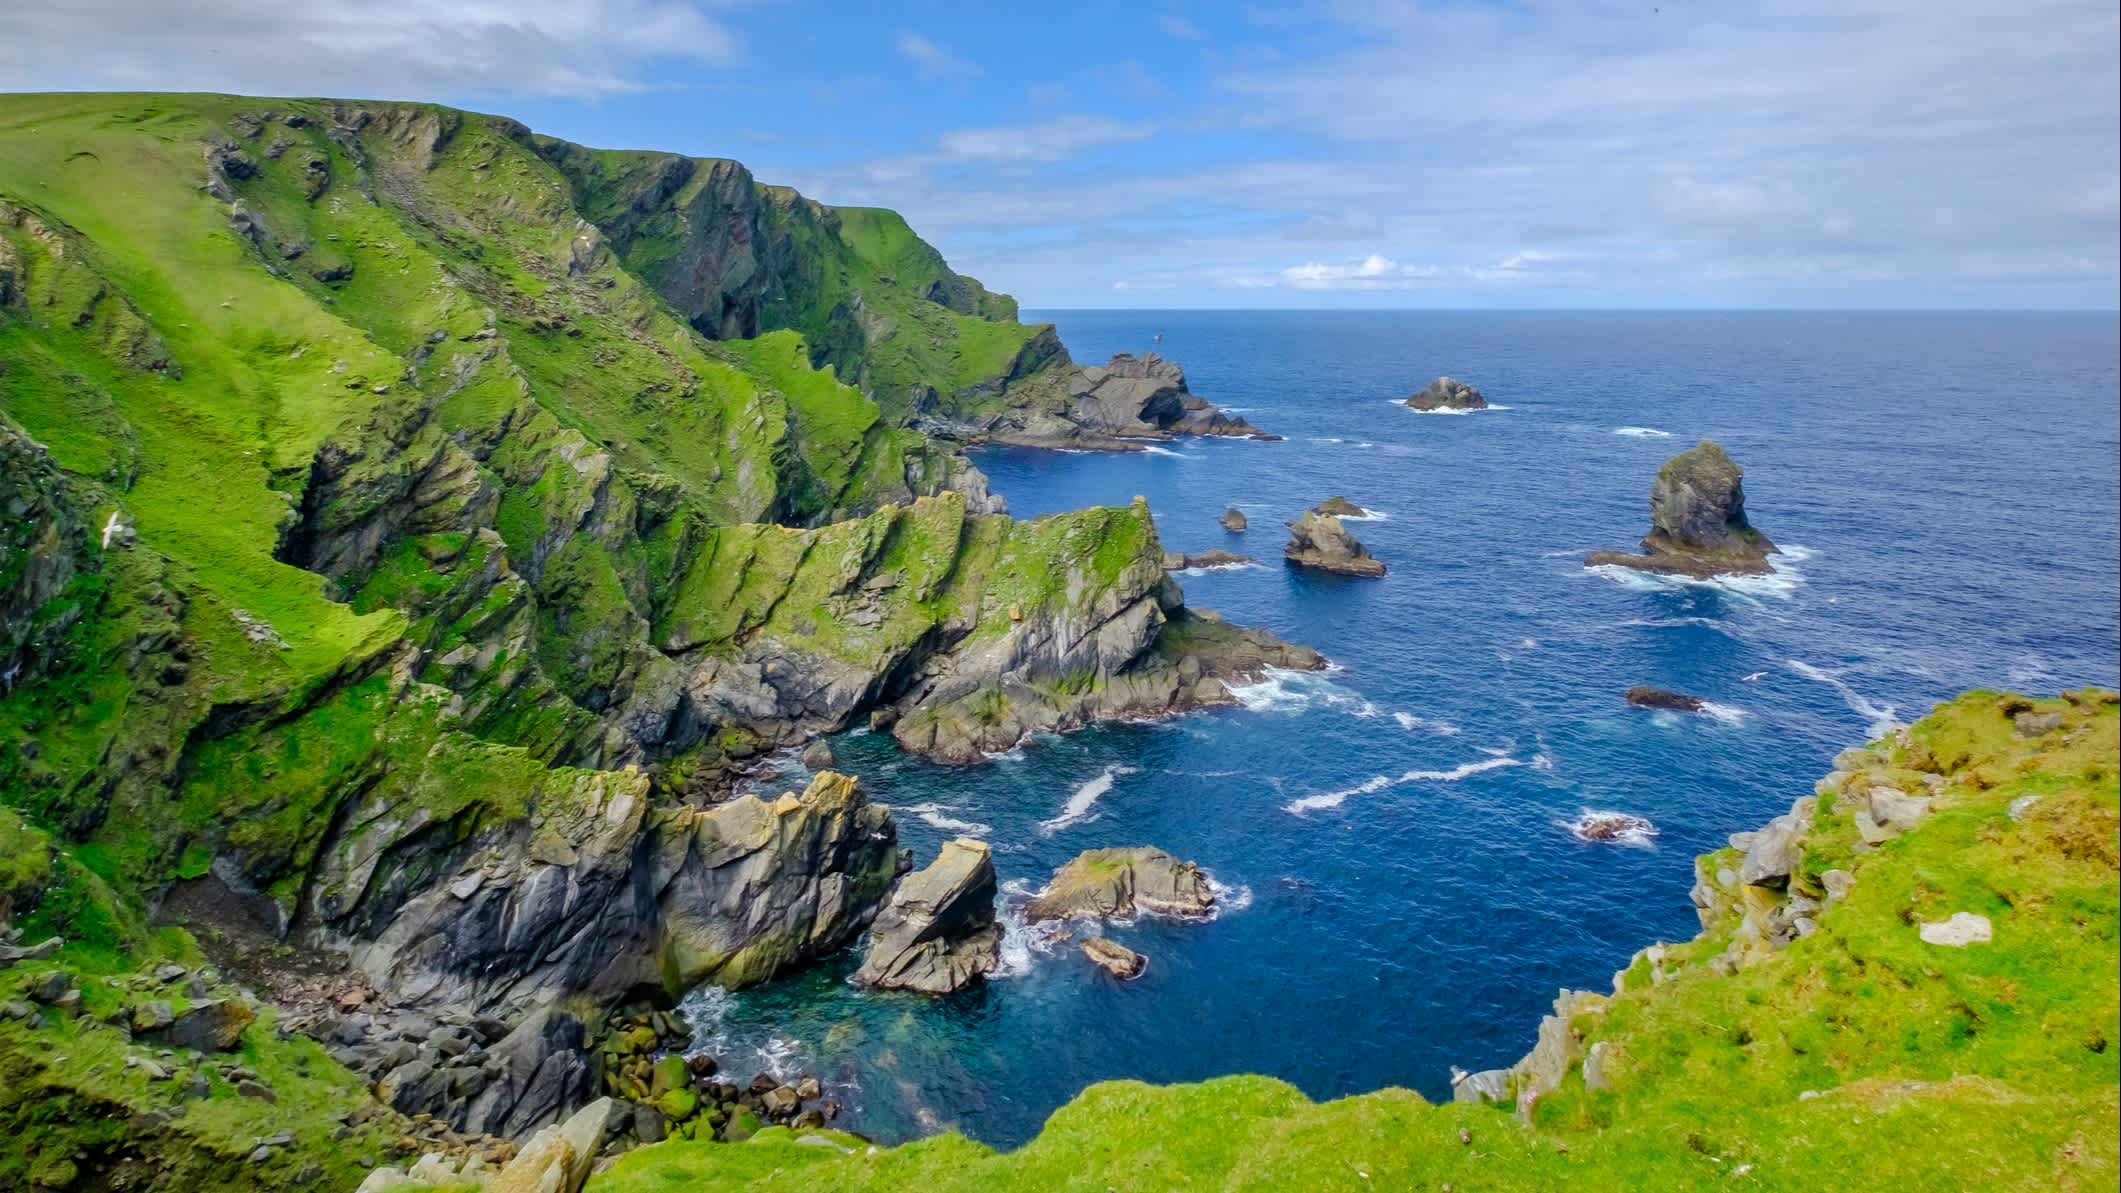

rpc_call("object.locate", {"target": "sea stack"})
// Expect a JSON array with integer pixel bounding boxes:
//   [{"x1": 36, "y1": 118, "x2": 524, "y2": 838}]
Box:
[
  {"x1": 1585, "y1": 441, "x2": 1776, "y2": 578},
  {"x1": 1406, "y1": 377, "x2": 1488, "y2": 411},
  {"x1": 1284, "y1": 511, "x2": 1386, "y2": 578},
  {"x1": 853, "y1": 838, "x2": 1003, "y2": 994}
]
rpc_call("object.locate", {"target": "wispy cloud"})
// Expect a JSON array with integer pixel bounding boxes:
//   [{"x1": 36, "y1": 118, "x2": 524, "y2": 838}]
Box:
[
  {"x1": 894, "y1": 31, "x2": 980, "y2": 78},
  {"x1": 0, "y1": 0, "x2": 737, "y2": 99}
]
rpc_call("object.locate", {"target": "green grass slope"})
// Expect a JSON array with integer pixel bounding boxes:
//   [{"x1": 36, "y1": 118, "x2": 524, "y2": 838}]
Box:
[{"x1": 589, "y1": 690, "x2": 2120, "y2": 1192}]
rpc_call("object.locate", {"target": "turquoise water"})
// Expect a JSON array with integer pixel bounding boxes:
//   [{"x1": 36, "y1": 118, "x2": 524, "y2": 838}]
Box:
[{"x1": 685, "y1": 311, "x2": 2121, "y2": 1147}]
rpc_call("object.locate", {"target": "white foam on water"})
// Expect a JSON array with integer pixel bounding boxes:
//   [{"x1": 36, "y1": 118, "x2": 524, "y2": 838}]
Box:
[
  {"x1": 1204, "y1": 872, "x2": 1254, "y2": 918},
  {"x1": 897, "y1": 802, "x2": 994, "y2": 836},
  {"x1": 1531, "y1": 751, "x2": 1556, "y2": 771},
  {"x1": 1339, "y1": 508, "x2": 1391, "y2": 522},
  {"x1": 1137, "y1": 444, "x2": 1185, "y2": 458},
  {"x1": 1177, "y1": 560, "x2": 1263, "y2": 576},
  {"x1": 1613, "y1": 426, "x2": 1673, "y2": 438},
  {"x1": 1039, "y1": 764, "x2": 1140, "y2": 834},
  {"x1": 679, "y1": 985, "x2": 802, "y2": 1080},
  {"x1": 1586, "y1": 559, "x2": 1804, "y2": 604},
  {"x1": 1392, "y1": 711, "x2": 1461, "y2": 735},
  {"x1": 1568, "y1": 809, "x2": 1660, "y2": 846},
  {"x1": 1518, "y1": 637, "x2": 1539, "y2": 650},
  {"x1": 1787, "y1": 659, "x2": 1901, "y2": 737},
  {"x1": 1700, "y1": 701, "x2": 1749, "y2": 725},
  {"x1": 1283, "y1": 754, "x2": 1523, "y2": 815},
  {"x1": 1355, "y1": 441, "x2": 1377, "y2": 448},
  {"x1": 1309, "y1": 437, "x2": 1345, "y2": 444},
  {"x1": 990, "y1": 880, "x2": 1069, "y2": 978}
]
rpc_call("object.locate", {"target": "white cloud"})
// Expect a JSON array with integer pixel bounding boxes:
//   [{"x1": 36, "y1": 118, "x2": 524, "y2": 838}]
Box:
[
  {"x1": 0, "y1": 0, "x2": 736, "y2": 99},
  {"x1": 895, "y1": 31, "x2": 979, "y2": 78}
]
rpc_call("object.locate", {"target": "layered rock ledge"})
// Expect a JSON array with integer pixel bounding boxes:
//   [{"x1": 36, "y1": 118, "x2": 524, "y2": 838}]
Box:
[{"x1": 853, "y1": 837, "x2": 1002, "y2": 994}]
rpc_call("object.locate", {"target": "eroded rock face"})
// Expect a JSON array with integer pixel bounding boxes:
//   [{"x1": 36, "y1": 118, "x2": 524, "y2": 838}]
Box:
[
  {"x1": 1405, "y1": 377, "x2": 1487, "y2": 411},
  {"x1": 854, "y1": 837, "x2": 1002, "y2": 993},
  {"x1": 1, "y1": 416, "x2": 96, "y2": 690},
  {"x1": 1023, "y1": 847, "x2": 1215, "y2": 922},
  {"x1": 1585, "y1": 441, "x2": 1776, "y2": 578},
  {"x1": 322, "y1": 771, "x2": 897, "y2": 1011},
  {"x1": 1284, "y1": 512, "x2": 1386, "y2": 578}
]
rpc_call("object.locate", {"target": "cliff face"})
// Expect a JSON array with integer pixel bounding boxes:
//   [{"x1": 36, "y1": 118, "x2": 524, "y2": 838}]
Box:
[{"x1": 0, "y1": 92, "x2": 1322, "y2": 1178}]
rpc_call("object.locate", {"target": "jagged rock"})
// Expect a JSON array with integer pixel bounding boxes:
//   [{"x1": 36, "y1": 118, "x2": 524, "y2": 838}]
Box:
[
  {"x1": 1405, "y1": 376, "x2": 1488, "y2": 411},
  {"x1": 1918, "y1": 912, "x2": 1992, "y2": 947},
  {"x1": 1, "y1": 415, "x2": 95, "y2": 690},
  {"x1": 1738, "y1": 812, "x2": 1805, "y2": 888},
  {"x1": 948, "y1": 351, "x2": 1279, "y2": 448},
  {"x1": 1024, "y1": 847, "x2": 1215, "y2": 922},
  {"x1": 489, "y1": 1096, "x2": 610, "y2": 1193},
  {"x1": 1219, "y1": 508, "x2": 1247, "y2": 532},
  {"x1": 0, "y1": 936, "x2": 62, "y2": 963},
  {"x1": 1283, "y1": 512, "x2": 1385, "y2": 578},
  {"x1": 1585, "y1": 441, "x2": 1777, "y2": 578},
  {"x1": 853, "y1": 838, "x2": 1002, "y2": 994},
  {"x1": 1626, "y1": 686, "x2": 1706, "y2": 712},
  {"x1": 1581, "y1": 1041, "x2": 1616, "y2": 1091},
  {"x1": 1080, "y1": 937, "x2": 1147, "y2": 979}
]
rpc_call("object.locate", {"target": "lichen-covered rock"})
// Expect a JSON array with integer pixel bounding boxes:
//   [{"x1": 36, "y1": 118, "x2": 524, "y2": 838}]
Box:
[
  {"x1": 1024, "y1": 847, "x2": 1216, "y2": 922},
  {"x1": 1585, "y1": 441, "x2": 1777, "y2": 578},
  {"x1": 854, "y1": 837, "x2": 1002, "y2": 993},
  {"x1": 1405, "y1": 377, "x2": 1487, "y2": 411},
  {"x1": 1283, "y1": 511, "x2": 1386, "y2": 578}
]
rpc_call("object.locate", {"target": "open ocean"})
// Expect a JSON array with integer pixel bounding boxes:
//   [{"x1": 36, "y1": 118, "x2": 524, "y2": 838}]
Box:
[{"x1": 684, "y1": 310, "x2": 2121, "y2": 1147}]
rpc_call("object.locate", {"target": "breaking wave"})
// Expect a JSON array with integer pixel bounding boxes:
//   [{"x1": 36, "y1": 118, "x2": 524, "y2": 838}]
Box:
[
  {"x1": 1283, "y1": 754, "x2": 1523, "y2": 815},
  {"x1": 1039, "y1": 764, "x2": 1140, "y2": 834},
  {"x1": 897, "y1": 802, "x2": 994, "y2": 837},
  {"x1": 1568, "y1": 809, "x2": 1660, "y2": 846},
  {"x1": 1787, "y1": 659, "x2": 1901, "y2": 737},
  {"x1": 1613, "y1": 426, "x2": 1673, "y2": 438}
]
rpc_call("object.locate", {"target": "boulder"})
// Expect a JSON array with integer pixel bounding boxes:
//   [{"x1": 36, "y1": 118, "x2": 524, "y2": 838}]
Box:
[
  {"x1": 156, "y1": 999, "x2": 255, "y2": 1052},
  {"x1": 1080, "y1": 937, "x2": 1147, "y2": 979},
  {"x1": 801, "y1": 738, "x2": 837, "y2": 770},
  {"x1": 1219, "y1": 508, "x2": 1247, "y2": 532},
  {"x1": 853, "y1": 837, "x2": 1003, "y2": 994},
  {"x1": 1024, "y1": 846, "x2": 1215, "y2": 921},
  {"x1": 1626, "y1": 686, "x2": 1706, "y2": 712},
  {"x1": 1405, "y1": 377, "x2": 1488, "y2": 411},
  {"x1": 1283, "y1": 512, "x2": 1385, "y2": 578},
  {"x1": 1738, "y1": 813, "x2": 1804, "y2": 888},
  {"x1": 1918, "y1": 912, "x2": 1992, "y2": 947},
  {"x1": 1584, "y1": 441, "x2": 1777, "y2": 578}
]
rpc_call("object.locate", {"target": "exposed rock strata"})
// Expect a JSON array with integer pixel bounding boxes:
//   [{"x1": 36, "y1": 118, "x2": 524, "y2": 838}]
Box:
[
  {"x1": 1024, "y1": 847, "x2": 1216, "y2": 921},
  {"x1": 1283, "y1": 512, "x2": 1386, "y2": 578},
  {"x1": 1585, "y1": 441, "x2": 1777, "y2": 578},
  {"x1": 853, "y1": 837, "x2": 1002, "y2": 993},
  {"x1": 1162, "y1": 549, "x2": 1253, "y2": 571}
]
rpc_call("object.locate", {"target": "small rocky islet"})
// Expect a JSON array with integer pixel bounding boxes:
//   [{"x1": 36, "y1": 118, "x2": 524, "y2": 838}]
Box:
[
  {"x1": 1405, "y1": 376, "x2": 1489, "y2": 411},
  {"x1": 1586, "y1": 440, "x2": 1778, "y2": 578}
]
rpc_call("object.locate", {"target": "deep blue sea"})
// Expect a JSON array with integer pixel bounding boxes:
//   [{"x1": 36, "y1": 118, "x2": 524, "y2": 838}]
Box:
[{"x1": 686, "y1": 311, "x2": 2121, "y2": 1147}]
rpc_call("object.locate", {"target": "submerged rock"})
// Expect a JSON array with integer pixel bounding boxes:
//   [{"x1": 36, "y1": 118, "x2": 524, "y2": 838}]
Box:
[
  {"x1": 1626, "y1": 686, "x2": 1707, "y2": 712},
  {"x1": 1585, "y1": 441, "x2": 1777, "y2": 578},
  {"x1": 1569, "y1": 810, "x2": 1659, "y2": 845},
  {"x1": 1024, "y1": 847, "x2": 1215, "y2": 922},
  {"x1": 1080, "y1": 937, "x2": 1147, "y2": 979},
  {"x1": 1219, "y1": 508, "x2": 1247, "y2": 532},
  {"x1": 854, "y1": 837, "x2": 1003, "y2": 993},
  {"x1": 1405, "y1": 377, "x2": 1487, "y2": 411},
  {"x1": 1283, "y1": 512, "x2": 1386, "y2": 578}
]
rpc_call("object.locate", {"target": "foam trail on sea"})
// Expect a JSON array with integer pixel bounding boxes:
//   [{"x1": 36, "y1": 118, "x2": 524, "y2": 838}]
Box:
[
  {"x1": 1586, "y1": 550, "x2": 1807, "y2": 603},
  {"x1": 1138, "y1": 444, "x2": 1185, "y2": 458},
  {"x1": 990, "y1": 880, "x2": 1067, "y2": 978},
  {"x1": 1787, "y1": 660, "x2": 1901, "y2": 737},
  {"x1": 1613, "y1": 426, "x2": 1673, "y2": 438},
  {"x1": 1204, "y1": 872, "x2": 1254, "y2": 919},
  {"x1": 1284, "y1": 755, "x2": 1522, "y2": 814},
  {"x1": 1340, "y1": 508, "x2": 1391, "y2": 522},
  {"x1": 1039, "y1": 764, "x2": 1140, "y2": 833},
  {"x1": 1229, "y1": 667, "x2": 1378, "y2": 715},
  {"x1": 1393, "y1": 711, "x2": 1462, "y2": 735},
  {"x1": 1699, "y1": 701, "x2": 1749, "y2": 725},
  {"x1": 897, "y1": 802, "x2": 994, "y2": 836}
]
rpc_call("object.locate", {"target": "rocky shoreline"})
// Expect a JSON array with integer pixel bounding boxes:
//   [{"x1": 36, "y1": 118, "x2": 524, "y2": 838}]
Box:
[{"x1": 925, "y1": 351, "x2": 1280, "y2": 451}]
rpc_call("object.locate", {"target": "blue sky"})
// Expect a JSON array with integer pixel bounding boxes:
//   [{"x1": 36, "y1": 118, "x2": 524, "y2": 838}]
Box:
[{"x1": 4, "y1": 1, "x2": 2116, "y2": 308}]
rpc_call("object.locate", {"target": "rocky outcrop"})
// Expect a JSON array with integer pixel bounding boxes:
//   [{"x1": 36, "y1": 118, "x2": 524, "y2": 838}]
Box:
[
  {"x1": 1625, "y1": 686, "x2": 1706, "y2": 712},
  {"x1": 1081, "y1": 937, "x2": 1147, "y2": 979},
  {"x1": 1283, "y1": 512, "x2": 1386, "y2": 578},
  {"x1": 1219, "y1": 508, "x2": 1247, "y2": 532},
  {"x1": 1585, "y1": 441, "x2": 1777, "y2": 578},
  {"x1": 1, "y1": 415, "x2": 98, "y2": 691},
  {"x1": 853, "y1": 837, "x2": 1002, "y2": 993},
  {"x1": 1312, "y1": 497, "x2": 1368, "y2": 518},
  {"x1": 1405, "y1": 377, "x2": 1487, "y2": 411},
  {"x1": 1162, "y1": 549, "x2": 1253, "y2": 571},
  {"x1": 1024, "y1": 847, "x2": 1216, "y2": 921},
  {"x1": 934, "y1": 352, "x2": 1278, "y2": 450},
  {"x1": 354, "y1": 1095, "x2": 611, "y2": 1193}
]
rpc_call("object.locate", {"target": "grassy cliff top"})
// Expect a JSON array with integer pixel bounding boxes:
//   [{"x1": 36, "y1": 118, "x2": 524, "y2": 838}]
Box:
[{"x1": 588, "y1": 689, "x2": 2120, "y2": 1192}]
